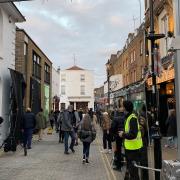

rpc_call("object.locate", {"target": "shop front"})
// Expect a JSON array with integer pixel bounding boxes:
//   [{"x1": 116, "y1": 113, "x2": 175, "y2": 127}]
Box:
[{"x1": 147, "y1": 68, "x2": 175, "y2": 135}]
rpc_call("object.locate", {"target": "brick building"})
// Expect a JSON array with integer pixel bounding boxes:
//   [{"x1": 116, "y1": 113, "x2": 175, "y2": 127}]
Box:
[
  {"x1": 15, "y1": 28, "x2": 52, "y2": 117},
  {"x1": 106, "y1": 23, "x2": 147, "y2": 112},
  {"x1": 144, "y1": 0, "x2": 175, "y2": 135}
]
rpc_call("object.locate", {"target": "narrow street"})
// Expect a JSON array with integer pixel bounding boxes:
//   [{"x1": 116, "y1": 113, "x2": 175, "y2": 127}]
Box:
[{"x1": 0, "y1": 127, "x2": 123, "y2": 180}]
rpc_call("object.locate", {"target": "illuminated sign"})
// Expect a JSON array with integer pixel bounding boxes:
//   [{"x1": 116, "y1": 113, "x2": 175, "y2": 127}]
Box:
[{"x1": 147, "y1": 68, "x2": 175, "y2": 86}]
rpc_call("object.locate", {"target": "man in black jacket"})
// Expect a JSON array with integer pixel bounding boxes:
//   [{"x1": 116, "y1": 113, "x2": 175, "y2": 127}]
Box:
[
  {"x1": 22, "y1": 108, "x2": 36, "y2": 149},
  {"x1": 111, "y1": 106, "x2": 125, "y2": 171}
]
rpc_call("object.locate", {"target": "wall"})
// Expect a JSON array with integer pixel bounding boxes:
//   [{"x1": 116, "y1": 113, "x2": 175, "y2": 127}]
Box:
[{"x1": 0, "y1": 7, "x2": 17, "y2": 145}]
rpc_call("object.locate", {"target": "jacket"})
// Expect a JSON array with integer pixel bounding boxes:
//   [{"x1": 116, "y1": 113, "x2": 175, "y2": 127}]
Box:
[
  {"x1": 61, "y1": 110, "x2": 73, "y2": 131},
  {"x1": 78, "y1": 114, "x2": 96, "y2": 143},
  {"x1": 22, "y1": 112, "x2": 36, "y2": 129},
  {"x1": 102, "y1": 112, "x2": 111, "y2": 130},
  {"x1": 36, "y1": 112, "x2": 46, "y2": 129}
]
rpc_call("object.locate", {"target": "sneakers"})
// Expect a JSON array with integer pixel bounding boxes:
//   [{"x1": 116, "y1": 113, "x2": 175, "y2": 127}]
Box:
[
  {"x1": 64, "y1": 151, "x2": 70, "y2": 155},
  {"x1": 82, "y1": 158, "x2": 86, "y2": 164},
  {"x1": 69, "y1": 147, "x2": 75, "y2": 153}
]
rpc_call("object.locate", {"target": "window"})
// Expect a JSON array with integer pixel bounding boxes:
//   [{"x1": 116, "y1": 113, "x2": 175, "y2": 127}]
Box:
[
  {"x1": 141, "y1": 66, "x2": 144, "y2": 78},
  {"x1": 80, "y1": 85, "x2": 85, "y2": 95},
  {"x1": 61, "y1": 74, "x2": 66, "y2": 82},
  {"x1": 133, "y1": 50, "x2": 136, "y2": 61},
  {"x1": 32, "y1": 51, "x2": 41, "y2": 79},
  {"x1": 140, "y1": 41, "x2": 143, "y2": 55},
  {"x1": 126, "y1": 75, "x2": 129, "y2": 85},
  {"x1": 126, "y1": 59, "x2": 128, "y2": 68},
  {"x1": 130, "y1": 52, "x2": 133, "y2": 63},
  {"x1": 134, "y1": 70, "x2": 136, "y2": 82},
  {"x1": 61, "y1": 85, "x2": 65, "y2": 95},
  {"x1": 24, "y1": 43, "x2": 28, "y2": 56},
  {"x1": 80, "y1": 74, "x2": 85, "y2": 81},
  {"x1": 44, "y1": 63, "x2": 50, "y2": 84}
]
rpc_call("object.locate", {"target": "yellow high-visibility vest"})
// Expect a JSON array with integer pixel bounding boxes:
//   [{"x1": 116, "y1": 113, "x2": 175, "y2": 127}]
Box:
[{"x1": 124, "y1": 113, "x2": 143, "y2": 150}]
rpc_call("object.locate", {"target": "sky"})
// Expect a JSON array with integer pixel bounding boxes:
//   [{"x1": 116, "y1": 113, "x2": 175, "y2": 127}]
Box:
[{"x1": 15, "y1": 0, "x2": 144, "y2": 87}]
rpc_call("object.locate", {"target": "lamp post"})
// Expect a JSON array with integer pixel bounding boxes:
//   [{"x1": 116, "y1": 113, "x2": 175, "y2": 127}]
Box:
[
  {"x1": 106, "y1": 60, "x2": 111, "y2": 111},
  {"x1": 146, "y1": 0, "x2": 165, "y2": 179}
]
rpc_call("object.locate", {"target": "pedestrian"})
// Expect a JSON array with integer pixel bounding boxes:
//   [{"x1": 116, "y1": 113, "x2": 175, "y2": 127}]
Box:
[
  {"x1": 54, "y1": 110, "x2": 60, "y2": 133},
  {"x1": 93, "y1": 112, "x2": 97, "y2": 125},
  {"x1": 74, "y1": 109, "x2": 80, "y2": 146},
  {"x1": 61, "y1": 105, "x2": 76, "y2": 154},
  {"x1": 21, "y1": 108, "x2": 36, "y2": 151},
  {"x1": 49, "y1": 110, "x2": 55, "y2": 130},
  {"x1": 58, "y1": 108, "x2": 64, "y2": 143},
  {"x1": 111, "y1": 106, "x2": 125, "y2": 171},
  {"x1": 101, "y1": 111, "x2": 112, "y2": 153},
  {"x1": 165, "y1": 109, "x2": 177, "y2": 148},
  {"x1": 78, "y1": 113, "x2": 96, "y2": 163},
  {"x1": 88, "y1": 108, "x2": 93, "y2": 120},
  {"x1": 78, "y1": 108, "x2": 83, "y2": 121},
  {"x1": 119, "y1": 100, "x2": 143, "y2": 180},
  {"x1": 0, "y1": 116, "x2": 3, "y2": 124},
  {"x1": 139, "y1": 104, "x2": 149, "y2": 180},
  {"x1": 36, "y1": 108, "x2": 47, "y2": 141}
]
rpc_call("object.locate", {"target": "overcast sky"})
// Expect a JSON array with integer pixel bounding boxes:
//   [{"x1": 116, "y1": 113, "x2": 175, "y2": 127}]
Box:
[{"x1": 16, "y1": 0, "x2": 144, "y2": 87}]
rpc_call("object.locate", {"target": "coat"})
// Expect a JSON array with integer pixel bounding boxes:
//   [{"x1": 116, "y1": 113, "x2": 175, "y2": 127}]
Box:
[
  {"x1": 102, "y1": 112, "x2": 111, "y2": 130},
  {"x1": 22, "y1": 112, "x2": 36, "y2": 129},
  {"x1": 36, "y1": 112, "x2": 46, "y2": 129},
  {"x1": 78, "y1": 114, "x2": 96, "y2": 143},
  {"x1": 61, "y1": 110, "x2": 73, "y2": 131},
  {"x1": 166, "y1": 115, "x2": 177, "y2": 137}
]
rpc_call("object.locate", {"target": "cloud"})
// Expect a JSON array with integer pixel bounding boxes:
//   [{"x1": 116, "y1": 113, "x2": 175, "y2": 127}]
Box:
[{"x1": 16, "y1": 0, "x2": 144, "y2": 87}]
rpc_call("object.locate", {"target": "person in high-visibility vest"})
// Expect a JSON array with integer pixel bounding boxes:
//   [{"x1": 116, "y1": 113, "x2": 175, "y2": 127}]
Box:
[{"x1": 119, "y1": 101, "x2": 143, "y2": 180}]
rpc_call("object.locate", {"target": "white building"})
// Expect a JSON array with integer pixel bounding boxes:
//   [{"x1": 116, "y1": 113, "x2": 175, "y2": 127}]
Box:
[
  {"x1": 0, "y1": 3, "x2": 25, "y2": 145},
  {"x1": 59, "y1": 65, "x2": 94, "y2": 110}
]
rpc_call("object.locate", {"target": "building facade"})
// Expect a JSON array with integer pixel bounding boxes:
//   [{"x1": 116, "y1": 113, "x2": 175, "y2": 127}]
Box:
[
  {"x1": 145, "y1": 0, "x2": 175, "y2": 135},
  {"x1": 59, "y1": 65, "x2": 94, "y2": 110},
  {"x1": 15, "y1": 29, "x2": 52, "y2": 118},
  {"x1": 106, "y1": 23, "x2": 147, "y2": 112},
  {"x1": 0, "y1": 3, "x2": 25, "y2": 146}
]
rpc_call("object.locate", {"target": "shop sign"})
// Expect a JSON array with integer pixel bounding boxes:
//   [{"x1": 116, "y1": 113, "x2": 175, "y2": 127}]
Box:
[{"x1": 147, "y1": 68, "x2": 175, "y2": 86}]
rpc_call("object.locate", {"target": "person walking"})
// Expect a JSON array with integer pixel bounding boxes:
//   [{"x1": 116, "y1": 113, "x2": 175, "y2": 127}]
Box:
[
  {"x1": 101, "y1": 111, "x2": 112, "y2": 153},
  {"x1": 58, "y1": 108, "x2": 64, "y2": 143},
  {"x1": 36, "y1": 108, "x2": 46, "y2": 141},
  {"x1": 21, "y1": 108, "x2": 36, "y2": 152},
  {"x1": 61, "y1": 105, "x2": 75, "y2": 154},
  {"x1": 49, "y1": 110, "x2": 55, "y2": 130},
  {"x1": 119, "y1": 101, "x2": 143, "y2": 180},
  {"x1": 111, "y1": 106, "x2": 125, "y2": 171},
  {"x1": 78, "y1": 113, "x2": 96, "y2": 163}
]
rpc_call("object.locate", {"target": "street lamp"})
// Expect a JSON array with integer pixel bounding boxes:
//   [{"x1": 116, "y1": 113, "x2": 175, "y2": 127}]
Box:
[
  {"x1": 146, "y1": 1, "x2": 165, "y2": 180},
  {"x1": 106, "y1": 60, "x2": 111, "y2": 111}
]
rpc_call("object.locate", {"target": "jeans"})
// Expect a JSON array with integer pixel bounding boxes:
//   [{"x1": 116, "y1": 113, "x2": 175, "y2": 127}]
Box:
[
  {"x1": 23, "y1": 128, "x2": 33, "y2": 148},
  {"x1": 83, "y1": 142, "x2": 90, "y2": 159},
  {"x1": 103, "y1": 130, "x2": 112, "y2": 150},
  {"x1": 64, "y1": 131, "x2": 75, "y2": 152}
]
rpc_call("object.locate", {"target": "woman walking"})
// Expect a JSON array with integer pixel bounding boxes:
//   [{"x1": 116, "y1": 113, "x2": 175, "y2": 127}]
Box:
[
  {"x1": 78, "y1": 113, "x2": 96, "y2": 163},
  {"x1": 36, "y1": 108, "x2": 46, "y2": 141}
]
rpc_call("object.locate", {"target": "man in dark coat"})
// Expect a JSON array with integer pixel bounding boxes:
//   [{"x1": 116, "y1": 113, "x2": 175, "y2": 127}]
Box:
[
  {"x1": 21, "y1": 108, "x2": 36, "y2": 149},
  {"x1": 61, "y1": 105, "x2": 76, "y2": 154},
  {"x1": 111, "y1": 106, "x2": 125, "y2": 171}
]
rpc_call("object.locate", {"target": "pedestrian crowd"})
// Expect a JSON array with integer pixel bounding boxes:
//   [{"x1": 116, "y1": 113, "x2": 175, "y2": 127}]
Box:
[{"x1": 21, "y1": 99, "x2": 177, "y2": 180}]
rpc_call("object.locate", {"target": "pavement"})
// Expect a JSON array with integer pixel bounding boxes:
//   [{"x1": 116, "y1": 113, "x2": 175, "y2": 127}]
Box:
[
  {"x1": 0, "y1": 127, "x2": 122, "y2": 180},
  {"x1": 0, "y1": 126, "x2": 177, "y2": 180}
]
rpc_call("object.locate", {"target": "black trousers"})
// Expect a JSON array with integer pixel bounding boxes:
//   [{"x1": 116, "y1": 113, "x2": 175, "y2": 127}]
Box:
[
  {"x1": 125, "y1": 149, "x2": 140, "y2": 180},
  {"x1": 103, "y1": 130, "x2": 112, "y2": 149},
  {"x1": 114, "y1": 138, "x2": 123, "y2": 168},
  {"x1": 140, "y1": 146, "x2": 149, "y2": 180}
]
